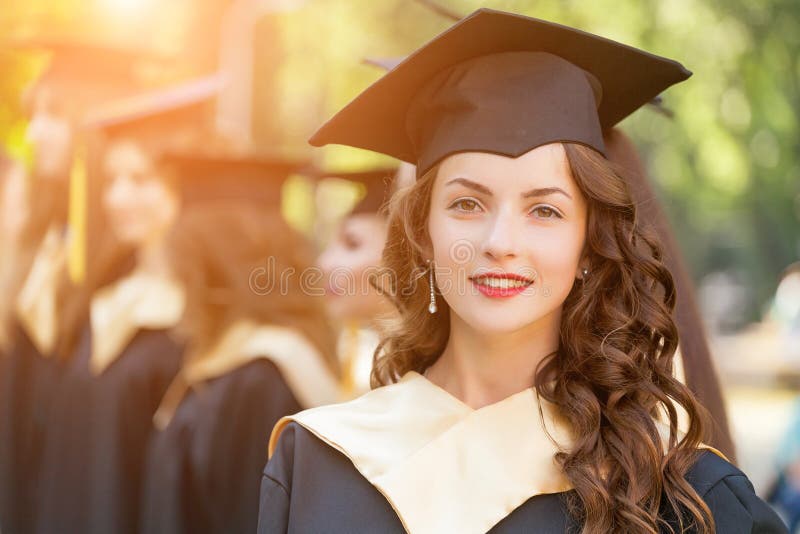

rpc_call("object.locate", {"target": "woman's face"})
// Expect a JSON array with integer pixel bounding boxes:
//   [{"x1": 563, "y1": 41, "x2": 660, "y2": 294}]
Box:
[
  {"x1": 25, "y1": 88, "x2": 74, "y2": 180},
  {"x1": 103, "y1": 140, "x2": 178, "y2": 246},
  {"x1": 427, "y1": 143, "x2": 588, "y2": 335},
  {"x1": 317, "y1": 212, "x2": 388, "y2": 321}
]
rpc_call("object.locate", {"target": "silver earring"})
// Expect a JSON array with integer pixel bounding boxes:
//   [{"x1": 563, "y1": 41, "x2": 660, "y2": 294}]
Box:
[
  {"x1": 428, "y1": 260, "x2": 437, "y2": 314},
  {"x1": 581, "y1": 268, "x2": 589, "y2": 278}
]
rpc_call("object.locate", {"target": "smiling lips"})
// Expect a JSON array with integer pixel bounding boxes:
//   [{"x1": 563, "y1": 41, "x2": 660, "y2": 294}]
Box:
[{"x1": 469, "y1": 273, "x2": 535, "y2": 298}]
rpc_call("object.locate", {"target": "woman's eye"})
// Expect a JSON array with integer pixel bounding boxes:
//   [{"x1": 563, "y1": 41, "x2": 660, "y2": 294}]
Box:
[
  {"x1": 342, "y1": 234, "x2": 362, "y2": 250},
  {"x1": 449, "y1": 198, "x2": 482, "y2": 213},
  {"x1": 530, "y1": 205, "x2": 562, "y2": 219}
]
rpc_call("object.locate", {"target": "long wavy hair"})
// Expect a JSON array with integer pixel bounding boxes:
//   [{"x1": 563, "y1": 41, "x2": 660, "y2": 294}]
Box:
[
  {"x1": 605, "y1": 129, "x2": 735, "y2": 461},
  {"x1": 372, "y1": 141, "x2": 715, "y2": 533},
  {"x1": 167, "y1": 203, "x2": 339, "y2": 376}
]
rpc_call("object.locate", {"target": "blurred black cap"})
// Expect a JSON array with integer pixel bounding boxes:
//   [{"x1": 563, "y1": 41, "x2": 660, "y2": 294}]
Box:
[
  {"x1": 162, "y1": 151, "x2": 308, "y2": 208},
  {"x1": 313, "y1": 167, "x2": 397, "y2": 215},
  {"x1": 84, "y1": 74, "x2": 223, "y2": 153},
  {"x1": 10, "y1": 37, "x2": 164, "y2": 116}
]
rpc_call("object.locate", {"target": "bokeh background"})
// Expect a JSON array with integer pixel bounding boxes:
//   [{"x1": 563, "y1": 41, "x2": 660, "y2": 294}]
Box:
[{"x1": 1, "y1": 0, "x2": 798, "y2": 494}]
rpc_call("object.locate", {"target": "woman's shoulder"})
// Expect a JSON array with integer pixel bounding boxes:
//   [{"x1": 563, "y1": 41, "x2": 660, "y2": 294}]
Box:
[
  {"x1": 264, "y1": 420, "x2": 344, "y2": 491},
  {"x1": 687, "y1": 451, "x2": 788, "y2": 533},
  {"x1": 686, "y1": 449, "x2": 744, "y2": 494}
]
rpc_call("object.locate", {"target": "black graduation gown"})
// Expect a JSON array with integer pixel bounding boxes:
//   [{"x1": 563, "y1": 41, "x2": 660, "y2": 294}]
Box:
[
  {"x1": 140, "y1": 359, "x2": 302, "y2": 534},
  {"x1": 35, "y1": 325, "x2": 182, "y2": 534},
  {"x1": 0, "y1": 322, "x2": 61, "y2": 534},
  {"x1": 258, "y1": 422, "x2": 789, "y2": 533}
]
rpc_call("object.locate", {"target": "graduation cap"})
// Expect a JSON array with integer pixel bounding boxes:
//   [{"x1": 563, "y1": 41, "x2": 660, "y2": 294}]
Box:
[
  {"x1": 311, "y1": 8, "x2": 691, "y2": 177},
  {"x1": 161, "y1": 151, "x2": 308, "y2": 209},
  {"x1": 84, "y1": 74, "x2": 224, "y2": 152},
  {"x1": 11, "y1": 37, "x2": 161, "y2": 117},
  {"x1": 313, "y1": 167, "x2": 397, "y2": 215}
]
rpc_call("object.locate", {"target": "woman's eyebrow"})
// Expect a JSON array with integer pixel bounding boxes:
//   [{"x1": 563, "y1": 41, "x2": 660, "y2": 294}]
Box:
[
  {"x1": 521, "y1": 187, "x2": 572, "y2": 200},
  {"x1": 444, "y1": 177, "x2": 572, "y2": 200},
  {"x1": 444, "y1": 177, "x2": 492, "y2": 196}
]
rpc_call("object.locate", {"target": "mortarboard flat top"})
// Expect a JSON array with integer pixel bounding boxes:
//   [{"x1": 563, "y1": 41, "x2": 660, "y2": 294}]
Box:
[
  {"x1": 82, "y1": 75, "x2": 222, "y2": 153},
  {"x1": 311, "y1": 8, "x2": 691, "y2": 176},
  {"x1": 9, "y1": 36, "x2": 163, "y2": 92},
  {"x1": 10, "y1": 36, "x2": 166, "y2": 116},
  {"x1": 162, "y1": 151, "x2": 308, "y2": 208},
  {"x1": 83, "y1": 75, "x2": 223, "y2": 132}
]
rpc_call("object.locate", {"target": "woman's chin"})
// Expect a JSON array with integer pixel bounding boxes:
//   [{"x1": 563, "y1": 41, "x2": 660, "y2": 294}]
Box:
[
  {"x1": 109, "y1": 226, "x2": 150, "y2": 247},
  {"x1": 451, "y1": 307, "x2": 545, "y2": 336}
]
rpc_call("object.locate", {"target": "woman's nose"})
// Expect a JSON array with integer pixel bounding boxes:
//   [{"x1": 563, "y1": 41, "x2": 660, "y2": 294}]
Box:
[
  {"x1": 105, "y1": 176, "x2": 130, "y2": 208},
  {"x1": 481, "y1": 208, "x2": 520, "y2": 261}
]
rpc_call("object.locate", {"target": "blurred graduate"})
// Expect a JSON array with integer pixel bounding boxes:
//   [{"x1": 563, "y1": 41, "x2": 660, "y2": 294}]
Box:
[
  {"x1": 34, "y1": 76, "x2": 218, "y2": 534},
  {"x1": 316, "y1": 167, "x2": 398, "y2": 398},
  {"x1": 141, "y1": 153, "x2": 339, "y2": 534},
  {"x1": 0, "y1": 39, "x2": 151, "y2": 534}
]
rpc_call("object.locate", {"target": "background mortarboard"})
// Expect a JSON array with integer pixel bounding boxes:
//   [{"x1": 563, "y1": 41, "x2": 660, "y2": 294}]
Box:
[
  {"x1": 10, "y1": 37, "x2": 165, "y2": 118},
  {"x1": 311, "y1": 8, "x2": 691, "y2": 176},
  {"x1": 161, "y1": 151, "x2": 308, "y2": 210},
  {"x1": 84, "y1": 74, "x2": 224, "y2": 154},
  {"x1": 312, "y1": 167, "x2": 397, "y2": 215}
]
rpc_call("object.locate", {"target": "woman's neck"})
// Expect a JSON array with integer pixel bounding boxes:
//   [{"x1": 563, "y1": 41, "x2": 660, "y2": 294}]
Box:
[
  {"x1": 425, "y1": 308, "x2": 562, "y2": 409},
  {"x1": 135, "y1": 233, "x2": 171, "y2": 278}
]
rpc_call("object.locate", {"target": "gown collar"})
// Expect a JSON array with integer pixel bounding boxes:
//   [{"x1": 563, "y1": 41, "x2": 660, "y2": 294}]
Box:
[
  {"x1": 270, "y1": 370, "x2": 724, "y2": 534},
  {"x1": 153, "y1": 320, "x2": 339, "y2": 430},
  {"x1": 89, "y1": 271, "x2": 185, "y2": 375}
]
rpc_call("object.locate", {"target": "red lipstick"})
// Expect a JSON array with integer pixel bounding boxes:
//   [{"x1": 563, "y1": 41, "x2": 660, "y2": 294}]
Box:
[{"x1": 469, "y1": 273, "x2": 534, "y2": 298}]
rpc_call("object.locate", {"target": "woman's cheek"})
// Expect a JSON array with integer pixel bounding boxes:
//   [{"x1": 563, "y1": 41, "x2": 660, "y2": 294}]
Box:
[{"x1": 520, "y1": 229, "x2": 578, "y2": 292}]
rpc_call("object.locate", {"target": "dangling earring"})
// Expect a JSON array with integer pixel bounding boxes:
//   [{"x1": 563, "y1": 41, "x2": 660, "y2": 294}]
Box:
[{"x1": 427, "y1": 259, "x2": 437, "y2": 314}]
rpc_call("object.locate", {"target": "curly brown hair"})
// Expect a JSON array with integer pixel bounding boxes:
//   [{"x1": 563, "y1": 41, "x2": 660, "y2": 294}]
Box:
[{"x1": 372, "y1": 142, "x2": 714, "y2": 533}]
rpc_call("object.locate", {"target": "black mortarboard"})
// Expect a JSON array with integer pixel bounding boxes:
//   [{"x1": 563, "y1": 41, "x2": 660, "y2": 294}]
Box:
[
  {"x1": 11, "y1": 37, "x2": 161, "y2": 116},
  {"x1": 311, "y1": 8, "x2": 691, "y2": 177},
  {"x1": 162, "y1": 152, "x2": 307, "y2": 208},
  {"x1": 84, "y1": 74, "x2": 223, "y2": 152},
  {"x1": 314, "y1": 167, "x2": 397, "y2": 215}
]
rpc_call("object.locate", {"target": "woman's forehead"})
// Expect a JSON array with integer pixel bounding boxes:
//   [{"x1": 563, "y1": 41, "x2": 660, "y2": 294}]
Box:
[{"x1": 435, "y1": 144, "x2": 575, "y2": 192}]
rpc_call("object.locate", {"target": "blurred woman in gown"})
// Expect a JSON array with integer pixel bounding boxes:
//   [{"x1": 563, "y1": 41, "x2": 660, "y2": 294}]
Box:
[
  {"x1": 141, "y1": 194, "x2": 339, "y2": 534},
  {"x1": 35, "y1": 77, "x2": 218, "y2": 534},
  {"x1": 0, "y1": 41, "x2": 148, "y2": 534},
  {"x1": 316, "y1": 167, "x2": 400, "y2": 398}
]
